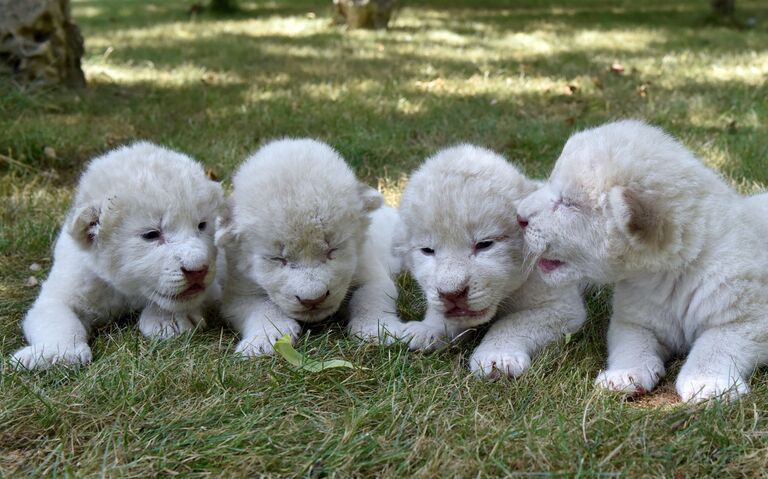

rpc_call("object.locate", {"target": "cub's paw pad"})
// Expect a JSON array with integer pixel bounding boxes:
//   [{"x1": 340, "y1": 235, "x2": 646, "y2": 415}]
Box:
[
  {"x1": 469, "y1": 349, "x2": 531, "y2": 379},
  {"x1": 677, "y1": 375, "x2": 749, "y2": 403},
  {"x1": 594, "y1": 367, "x2": 662, "y2": 396},
  {"x1": 11, "y1": 343, "x2": 92, "y2": 370}
]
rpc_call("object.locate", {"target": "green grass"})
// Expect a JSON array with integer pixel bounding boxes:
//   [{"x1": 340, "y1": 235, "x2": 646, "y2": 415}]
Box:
[{"x1": 2, "y1": 0, "x2": 768, "y2": 476}]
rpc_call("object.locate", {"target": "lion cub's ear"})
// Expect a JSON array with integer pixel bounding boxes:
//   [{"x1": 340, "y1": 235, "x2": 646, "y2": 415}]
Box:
[
  {"x1": 69, "y1": 204, "x2": 101, "y2": 248},
  {"x1": 214, "y1": 199, "x2": 237, "y2": 247},
  {"x1": 608, "y1": 186, "x2": 666, "y2": 246},
  {"x1": 358, "y1": 183, "x2": 383, "y2": 213}
]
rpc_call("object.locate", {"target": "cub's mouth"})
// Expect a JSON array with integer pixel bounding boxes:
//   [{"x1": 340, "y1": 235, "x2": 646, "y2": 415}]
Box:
[
  {"x1": 291, "y1": 304, "x2": 339, "y2": 322},
  {"x1": 538, "y1": 258, "x2": 566, "y2": 273},
  {"x1": 162, "y1": 283, "x2": 207, "y2": 302},
  {"x1": 444, "y1": 307, "x2": 489, "y2": 318}
]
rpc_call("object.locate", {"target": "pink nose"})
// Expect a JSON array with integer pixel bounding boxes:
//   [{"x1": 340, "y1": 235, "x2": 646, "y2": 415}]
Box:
[
  {"x1": 438, "y1": 287, "x2": 469, "y2": 305},
  {"x1": 297, "y1": 291, "x2": 330, "y2": 308},
  {"x1": 181, "y1": 265, "x2": 209, "y2": 284},
  {"x1": 517, "y1": 214, "x2": 529, "y2": 230}
]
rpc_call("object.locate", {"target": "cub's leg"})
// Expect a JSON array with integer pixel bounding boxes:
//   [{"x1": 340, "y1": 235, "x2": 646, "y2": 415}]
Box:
[
  {"x1": 676, "y1": 327, "x2": 756, "y2": 403},
  {"x1": 11, "y1": 297, "x2": 91, "y2": 370},
  {"x1": 376, "y1": 308, "x2": 461, "y2": 352},
  {"x1": 470, "y1": 302, "x2": 584, "y2": 378},
  {"x1": 595, "y1": 319, "x2": 669, "y2": 395},
  {"x1": 224, "y1": 295, "x2": 301, "y2": 358},
  {"x1": 138, "y1": 303, "x2": 204, "y2": 340},
  {"x1": 347, "y1": 273, "x2": 403, "y2": 345}
]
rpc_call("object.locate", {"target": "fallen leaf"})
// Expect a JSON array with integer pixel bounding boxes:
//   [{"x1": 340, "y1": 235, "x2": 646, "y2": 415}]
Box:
[
  {"x1": 43, "y1": 147, "x2": 56, "y2": 159},
  {"x1": 29, "y1": 263, "x2": 41, "y2": 272},
  {"x1": 273, "y1": 334, "x2": 359, "y2": 372},
  {"x1": 637, "y1": 83, "x2": 649, "y2": 97},
  {"x1": 206, "y1": 169, "x2": 220, "y2": 181},
  {"x1": 25, "y1": 276, "x2": 38, "y2": 287},
  {"x1": 610, "y1": 62, "x2": 625, "y2": 74}
]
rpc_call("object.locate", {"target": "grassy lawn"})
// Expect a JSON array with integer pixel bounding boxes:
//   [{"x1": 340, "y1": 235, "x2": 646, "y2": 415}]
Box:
[{"x1": 2, "y1": 0, "x2": 768, "y2": 475}]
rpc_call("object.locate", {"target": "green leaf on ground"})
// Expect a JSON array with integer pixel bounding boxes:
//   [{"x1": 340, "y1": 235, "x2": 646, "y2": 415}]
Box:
[{"x1": 273, "y1": 334, "x2": 359, "y2": 372}]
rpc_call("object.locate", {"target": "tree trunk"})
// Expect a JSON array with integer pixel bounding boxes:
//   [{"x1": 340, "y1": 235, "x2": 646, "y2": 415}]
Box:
[
  {"x1": 334, "y1": 0, "x2": 395, "y2": 29},
  {"x1": 0, "y1": 0, "x2": 85, "y2": 88}
]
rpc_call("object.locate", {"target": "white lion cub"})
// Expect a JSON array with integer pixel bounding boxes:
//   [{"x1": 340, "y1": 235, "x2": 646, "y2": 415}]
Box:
[
  {"x1": 11, "y1": 142, "x2": 225, "y2": 370},
  {"x1": 219, "y1": 138, "x2": 402, "y2": 357},
  {"x1": 389, "y1": 145, "x2": 586, "y2": 378},
  {"x1": 517, "y1": 120, "x2": 768, "y2": 402}
]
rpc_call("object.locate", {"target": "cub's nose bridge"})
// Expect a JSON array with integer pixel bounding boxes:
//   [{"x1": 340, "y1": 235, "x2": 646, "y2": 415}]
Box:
[
  {"x1": 174, "y1": 240, "x2": 211, "y2": 270},
  {"x1": 435, "y1": 263, "x2": 470, "y2": 295}
]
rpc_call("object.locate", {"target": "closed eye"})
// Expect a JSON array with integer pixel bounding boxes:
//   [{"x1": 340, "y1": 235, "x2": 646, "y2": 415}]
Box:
[
  {"x1": 270, "y1": 256, "x2": 288, "y2": 266},
  {"x1": 326, "y1": 248, "x2": 338, "y2": 260},
  {"x1": 558, "y1": 197, "x2": 580, "y2": 209},
  {"x1": 420, "y1": 247, "x2": 435, "y2": 256}
]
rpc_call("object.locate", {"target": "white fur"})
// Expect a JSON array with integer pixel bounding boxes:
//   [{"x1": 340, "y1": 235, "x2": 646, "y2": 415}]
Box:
[
  {"x1": 11, "y1": 142, "x2": 225, "y2": 369},
  {"x1": 219, "y1": 138, "x2": 402, "y2": 357},
  {"x1": 517, "y1": 120, "x2": 768, "y2": 402},
  {"x1": 388, "y1": 145, "x2": 586, "y2": 378}
]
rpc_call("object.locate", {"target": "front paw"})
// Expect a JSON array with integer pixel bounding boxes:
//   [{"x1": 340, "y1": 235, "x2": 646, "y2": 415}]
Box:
[
  {"x1": 139, "y1": 309, "x2": 203, "y2": 339},
  {"x1": 595, "y1": 366, "x2": 663, "y2": 396},
  {"x1": 677, "y1": 374, "x2": 749, "y2": 403},
  {"x1": 469, "y1": 348, "x2": 531, "y2": 379},
  {"x1": 236, "y1": 321, "x2": 302, "y2": 359},
  {"x1": 348, "y1": 312, "x2": 401, "y2": 344},
  {"x1": 11, "y1": 343, "x2": 92, "y2": 370},
  {"x1": 389, "y1": 321, "x2": 449, "y2": 352}
]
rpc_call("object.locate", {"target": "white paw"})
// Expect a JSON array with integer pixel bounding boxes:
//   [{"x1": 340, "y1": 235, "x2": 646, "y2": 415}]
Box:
[
  {"x1": 389, "y1": 321, "x2": 450, "y2": 352},
  {"x1": 595, "y1": 366, "x2": 663, "y2": 395},
  {"x1": 236, "y1": 321, "x2": 302, "y2": 359},
  {"x1": 139, "y1": 310, "x2": 203, "y2": 340},
  {"x1": 348, "y1": 313, "x2": 401, "y2": 345},
  {"x1": 469, "y1": 348, "x2": 531, "y2": 379},
  {"x1": 677, "y1": 374, "x2": 749, "y2": 403},
  {"x1": 11, "y1": 343, "x2": 92, "y2": 370}
]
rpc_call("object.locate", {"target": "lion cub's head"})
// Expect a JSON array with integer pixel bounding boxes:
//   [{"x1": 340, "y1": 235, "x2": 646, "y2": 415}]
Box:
[
  {"x1": 220, "y1": 138, "x2": 381, "y2": 323},
  {"x1": 70, "y1": 142, "x2": 225, "y2": 312},
  {"x1": 394, "y1": 145, "x2": 538, "y2": 328},
  {"x1": 517, "y1": 120, "x2": 721, "y2": 286}
]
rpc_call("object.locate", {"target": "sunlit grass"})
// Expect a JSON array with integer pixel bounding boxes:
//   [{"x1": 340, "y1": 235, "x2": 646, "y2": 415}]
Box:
[{"x1": 1, "y1": 0, "x2": 768, "y2": 476}]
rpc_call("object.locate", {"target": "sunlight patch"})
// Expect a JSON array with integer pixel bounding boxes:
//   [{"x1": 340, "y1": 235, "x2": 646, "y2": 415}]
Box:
[{"x1": 84, "y1": 62, "x2": 243, "y2": 87}]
